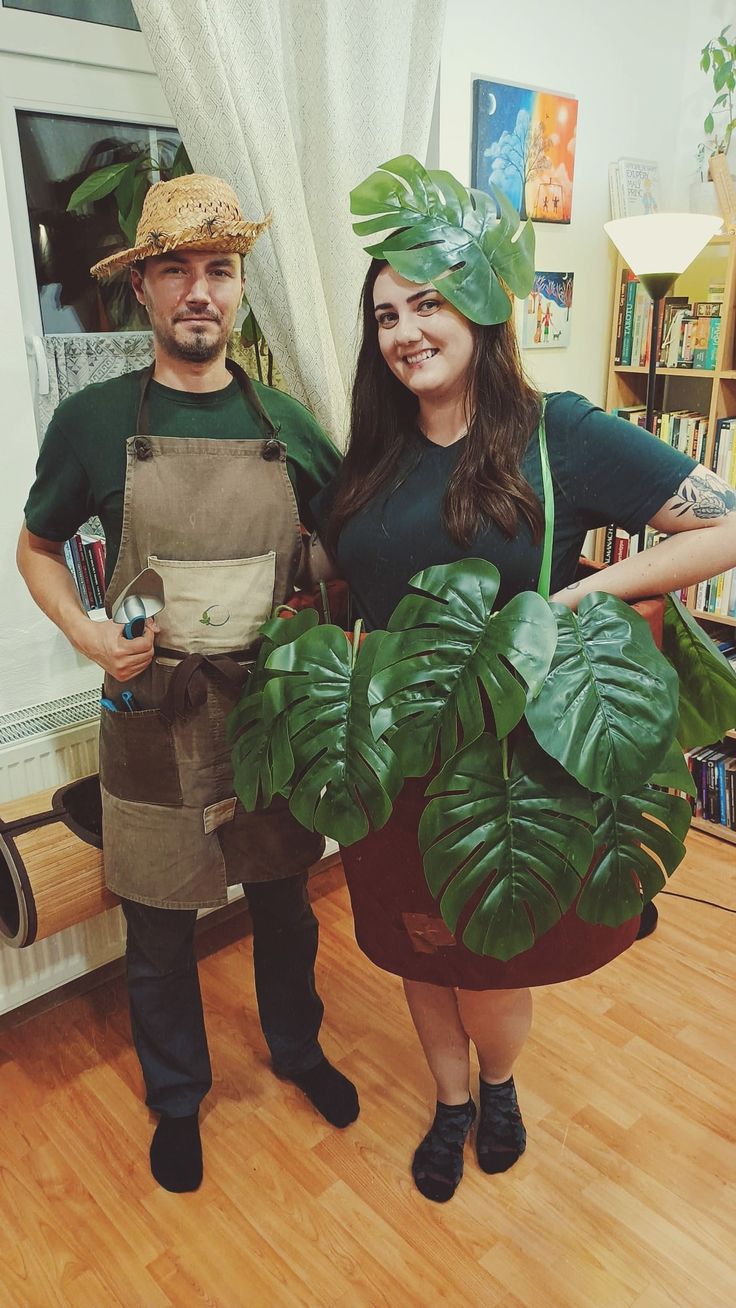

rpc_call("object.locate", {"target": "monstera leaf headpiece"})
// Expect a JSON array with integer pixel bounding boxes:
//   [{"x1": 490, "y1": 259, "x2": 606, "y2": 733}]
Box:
[{"x1": 350, "y1": 154, "x2": 536, "y2": 326}]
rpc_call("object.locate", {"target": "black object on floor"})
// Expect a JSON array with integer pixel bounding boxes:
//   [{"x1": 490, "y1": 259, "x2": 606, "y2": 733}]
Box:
[
  {"x1": 476, "y1": 1075, "x2": 527, "y2": 1175},
  {"x1": 412, "y1": 1097, "x2": 477, "y2": 1203},
  {"x1": 636, "y1": 901, "x2": 659, "y2": 940},
  {"x1": 289, "y1": 1057, "x2": 359, "y2": 1127},
  {"x1": 150, "y1": 1112, "x2": 203, "y2": 1193}
]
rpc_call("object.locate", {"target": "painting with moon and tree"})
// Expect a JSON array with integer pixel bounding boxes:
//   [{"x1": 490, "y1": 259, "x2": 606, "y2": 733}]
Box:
[{"x1": 471, "y1": 78, "x2": 578, "y2": 224}]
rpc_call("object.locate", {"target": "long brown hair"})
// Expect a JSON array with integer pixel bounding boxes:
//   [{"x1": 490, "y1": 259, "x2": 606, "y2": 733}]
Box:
[{"x1": 325, "y1": 260, "x2": 544, "y2": 552}]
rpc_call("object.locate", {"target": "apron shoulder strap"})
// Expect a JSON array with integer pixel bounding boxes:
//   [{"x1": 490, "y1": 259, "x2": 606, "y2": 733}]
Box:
[
  {"x1": 536, "y1": 396, "x2": 555, "y2": 602},
  {"x1": 134, "y1": 360, "x2": 278, "y2": 440}
]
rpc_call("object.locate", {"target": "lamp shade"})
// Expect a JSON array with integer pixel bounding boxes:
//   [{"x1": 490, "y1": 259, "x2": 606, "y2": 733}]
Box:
[{"x1": 604, "y1": 214, "x2": 723, "y2": 276}]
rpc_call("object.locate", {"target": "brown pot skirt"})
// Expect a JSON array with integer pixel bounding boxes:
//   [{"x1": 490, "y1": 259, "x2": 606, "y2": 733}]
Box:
[{"x1": 340, "y1": 776, "x2": 639, "y2": 990}]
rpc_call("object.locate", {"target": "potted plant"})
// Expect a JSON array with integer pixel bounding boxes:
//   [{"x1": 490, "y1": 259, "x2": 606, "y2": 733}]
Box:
[
  {"x1": 691, "y1": 25, "x2": 736, "y2": 215},
  {"x1": 228, "y1": 561, "x2": 736, "y2": 962}
]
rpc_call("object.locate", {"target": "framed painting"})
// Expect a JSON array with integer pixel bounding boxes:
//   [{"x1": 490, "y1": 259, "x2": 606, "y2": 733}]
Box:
[
  {"x1": 472, "y1": 79, "x2": 578, "y2": 224},
  {"x1": 521, "y1": 272, "x2": 574, "y2": 349}
]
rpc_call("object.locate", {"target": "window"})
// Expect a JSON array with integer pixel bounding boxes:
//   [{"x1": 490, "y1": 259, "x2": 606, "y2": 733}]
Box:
[
  {"x1": 16, "y1": 110, "x2": 181, "y2": 332},
  {"x1": 2, "y1": 0, "x2": 139, "y2": 29}
]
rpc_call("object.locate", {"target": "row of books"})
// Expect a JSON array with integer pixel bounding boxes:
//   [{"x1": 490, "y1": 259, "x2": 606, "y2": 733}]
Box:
[
  {"x1": 613, "y1": 269, "x2": 722, "y2": 370},
  {"x1": 693, "y1": 568, "x2": 736, "y2": 619},
  {"x1": 684, "y1": 741, "x2": 736, "y2": 829},
  {"x1": 63, "y1": 530, "x2": 106, "y2": 613},
  {"x1": 613, "y1": 405, "x2": 709, "y2": 464}
]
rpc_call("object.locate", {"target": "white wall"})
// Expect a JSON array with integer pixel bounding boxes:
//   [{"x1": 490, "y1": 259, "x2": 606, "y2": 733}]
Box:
[{"x1": 438, "y1": 0, "x2": 705, "y2": 403}]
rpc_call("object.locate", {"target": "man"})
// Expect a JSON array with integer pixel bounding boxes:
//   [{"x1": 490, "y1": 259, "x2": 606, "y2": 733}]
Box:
[{"x1": 17, "y1": 174, "x2": 357, "y2": 1194}]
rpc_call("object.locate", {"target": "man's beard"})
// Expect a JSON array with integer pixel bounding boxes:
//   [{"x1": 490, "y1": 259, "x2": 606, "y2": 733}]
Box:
[{"x1": 157, "y1": 316, "x2": 229, "y2": 362}]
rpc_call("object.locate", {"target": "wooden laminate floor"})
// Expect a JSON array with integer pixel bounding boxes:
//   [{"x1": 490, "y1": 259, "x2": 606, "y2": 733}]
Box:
[{"x1": 0, "y1": 832, "x2": 734, "y2": 1307}]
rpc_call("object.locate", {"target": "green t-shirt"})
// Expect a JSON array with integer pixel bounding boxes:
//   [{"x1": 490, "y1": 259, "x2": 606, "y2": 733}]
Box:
[
  {"x1": 24, "y1": 367, "x2": 342, "y2": 580},
  {"x1": 315, "y1": 391, "x2": 697, "y2": 630}
]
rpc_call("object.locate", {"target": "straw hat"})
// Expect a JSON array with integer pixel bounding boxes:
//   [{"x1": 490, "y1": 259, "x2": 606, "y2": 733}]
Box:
[{"x1": 90, "y1": 173, "x2": 271, "y2": 281}]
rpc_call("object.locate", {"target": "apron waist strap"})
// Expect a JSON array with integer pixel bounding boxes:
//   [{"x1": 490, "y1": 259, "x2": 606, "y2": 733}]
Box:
[{"x1": 162, "y1": 652, "x2": 252, "y2": 719}]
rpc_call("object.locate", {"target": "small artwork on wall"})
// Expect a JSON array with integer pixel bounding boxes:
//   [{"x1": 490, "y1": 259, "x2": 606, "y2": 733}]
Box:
[
  {"x1": 521, "y1": 272, "x2": 574, "y2": 349},
  {"x1": 472, "y1": 78, "x2": 578, "y2": 223}
]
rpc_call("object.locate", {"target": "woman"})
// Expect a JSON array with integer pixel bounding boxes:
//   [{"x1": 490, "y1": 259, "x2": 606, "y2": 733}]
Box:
[{"x1": 312, "y1": 161, "x2": 736, "y2": 1203}]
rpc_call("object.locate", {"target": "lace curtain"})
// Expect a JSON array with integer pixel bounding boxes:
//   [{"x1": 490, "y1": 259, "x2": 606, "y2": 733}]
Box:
[
  {"x1": 131, "y1": 0, "x2": 446, "y2": 444},
  {"x1": 31, "y1": 331, "x2": 154, "y2": 442}
]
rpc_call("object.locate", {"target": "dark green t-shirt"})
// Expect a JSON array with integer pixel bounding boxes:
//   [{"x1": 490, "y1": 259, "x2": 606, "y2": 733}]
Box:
[
  {"x1": 315, "y1": 391, "x2": 697, "y2": 630},
  {"x1": 24, "y1": 367, "x2": 341, "y2": 580}
]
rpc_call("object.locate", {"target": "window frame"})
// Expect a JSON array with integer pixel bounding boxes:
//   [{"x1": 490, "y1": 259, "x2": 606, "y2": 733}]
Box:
[{"x1": 0, "y1": 40, "x2": 176, "y2": 339}]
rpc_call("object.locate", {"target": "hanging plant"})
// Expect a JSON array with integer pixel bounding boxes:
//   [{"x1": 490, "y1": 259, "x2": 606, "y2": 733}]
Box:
[{"x1": 229, "y1": 560, "x2": 736, "y2": 961}]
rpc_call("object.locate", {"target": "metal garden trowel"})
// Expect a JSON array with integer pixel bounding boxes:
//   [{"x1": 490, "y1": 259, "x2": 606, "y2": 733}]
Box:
[{"x1": 112, "y1": 567, "x2": 165, "y2": 640}]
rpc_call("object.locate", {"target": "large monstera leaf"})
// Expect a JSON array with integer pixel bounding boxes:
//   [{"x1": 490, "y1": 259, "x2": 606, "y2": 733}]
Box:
[
  {"x1": 577, "y1": 782, "x2": 692, "y2": 928},
  {"x1": 264, "y1": 627, "x2": 403, "y2": 845},
  {"x1": 368, "y1": 559, "x2": 558, "y2": 778},
  {"x1": 350, "y1": 155, "x2": 535, "y2": 325},
  {"x1": 228, "y1": 609, "x2": 319, "y2": 809},
  {"x1": 525, "y1": 593, "x2": 679, "y2": 802},
  {"x1": 418, "y1": 732, "x2": 596, "y2": 962},
  {"x1": 662, "y1": 593, "x2": 736, "y2": 748}
]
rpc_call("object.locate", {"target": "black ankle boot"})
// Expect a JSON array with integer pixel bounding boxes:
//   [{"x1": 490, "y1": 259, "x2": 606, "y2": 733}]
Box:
[
  {"x1": 476, "y1": 1076, "x2": 526, "y2": 1174},
  {"x1": 412, "y1": 1098, "x2": 476, "y2": 1203}
]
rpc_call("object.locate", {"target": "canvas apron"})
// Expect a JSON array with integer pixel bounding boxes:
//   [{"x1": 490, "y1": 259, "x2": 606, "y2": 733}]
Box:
[{"x1": 99, "y1": 363, "x2": 324, "y2": 909}]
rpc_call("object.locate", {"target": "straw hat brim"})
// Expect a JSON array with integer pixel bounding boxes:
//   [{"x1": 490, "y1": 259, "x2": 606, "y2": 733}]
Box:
[{"x1": 90, "y1": 215, "x2": 271, "y2": 281}]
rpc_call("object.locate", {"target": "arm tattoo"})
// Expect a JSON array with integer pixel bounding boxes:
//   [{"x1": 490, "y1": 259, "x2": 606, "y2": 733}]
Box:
[
  {"x1": 564, "y1": 580, "x2": 582, "y2": 590},
  {"x1": 668, "y1": 470, "x2": 736, "y2": 520}
]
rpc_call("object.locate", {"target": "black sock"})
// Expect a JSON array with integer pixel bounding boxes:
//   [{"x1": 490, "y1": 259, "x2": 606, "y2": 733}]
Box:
[
  {"x1": 288, "y1": 1057, "x2": 359, "y2": 1128},
  {"x1": 150, "y1": 1112, "x2": 203, "y2": 1193},
  {"x1": 412, "y1": 1097, "x2": 476, "y2": 1203},
  {"x1": 476, "y1": 1076, "x2": 526, "y2": 1175}
]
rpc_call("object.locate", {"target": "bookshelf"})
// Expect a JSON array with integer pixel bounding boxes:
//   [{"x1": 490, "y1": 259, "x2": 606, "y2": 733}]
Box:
[{"x1": 604, "y1": 234, "x2": 736, "y2": 846}]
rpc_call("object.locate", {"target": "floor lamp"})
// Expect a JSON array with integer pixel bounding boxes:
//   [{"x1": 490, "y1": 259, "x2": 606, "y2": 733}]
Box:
[{"x1": 604, "y1": 213, "x2": 723, "y2": 437}]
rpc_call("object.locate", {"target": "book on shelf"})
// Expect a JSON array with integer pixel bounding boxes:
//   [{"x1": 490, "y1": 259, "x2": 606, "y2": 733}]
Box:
[
  {"x1": 685, "y1": 741, "x2": 736, "y2": 828},
  {"x1": 64, "y1": 529, "x2": 106, "y2": 614},
  {"x1": 608, "y1": 157, "x2": 662, "y2": 218}
]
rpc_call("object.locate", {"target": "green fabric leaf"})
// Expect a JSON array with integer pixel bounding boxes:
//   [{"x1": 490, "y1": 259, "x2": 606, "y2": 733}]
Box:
[
  {"x1": 577, "y1": 785, "x2": 691, "y2": 927},
  {"x1": 265, "y1": 628, "x2": 403, "y2": 845},
  {"x1": 228, "y1": 609, "x2": 319, "y2": 808},
  {"x1": 350, "y1": 154, "x2": 535, "y2": 325},
  {"x1": 368, "y1": 559, "x2": 558, "y2": 777},
  {"x1": 525, "y1": 593, "x2": 679, "y2": 801},
  {"x1": 649, "y1": 737, "x2": 697, "y2": 797},
  {"x1": 118, "y1": 172, "x2": 149, "y2": 245},
  {"x1": 67, "y1": 163, "x2": 133, "y2": 211},
  {"x1": 662, "y1": 593, "x2": 736, "y2": 747},
  {"x1": 419, "y1": 732, "x2": 595, "y2": 962}
]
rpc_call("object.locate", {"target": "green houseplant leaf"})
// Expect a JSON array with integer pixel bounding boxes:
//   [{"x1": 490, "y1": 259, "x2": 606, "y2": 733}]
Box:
[
  {"x1": 228, "y1": 608, "x2": 319, "y2": 809},
  {"x1": 525, "y1": 593, "x2": 679, "y2": 801},
  {"x1": 662, "y1": 593, "x2": 736, "y2": 747},
  {"x1": 418, "y1": 732, "x2": 596, "y2": 961},
  {"x1": 368, "y1": 559, "x2": 558, "y2": 778},
  {"x1": 577, "y1": 784, "x2": 691, "y2": 927},
  {"x1": 265, "y1": 627, "x2": 403, "y2": 845},
  {"x1": 67, "y1": 162, "x2": 133, "y2": 210},
  {"x1": 350, "y1": 154, "x2": 535, "y2": 325}
]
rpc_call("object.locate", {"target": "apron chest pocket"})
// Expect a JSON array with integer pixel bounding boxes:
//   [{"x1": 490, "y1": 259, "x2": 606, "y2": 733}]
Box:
[
  {"x1": 149, "y1": 553, "x2": 277, "y2": 654},
  {"x1": 99, "y1": 708, "x2": 182, "y2": 808}
]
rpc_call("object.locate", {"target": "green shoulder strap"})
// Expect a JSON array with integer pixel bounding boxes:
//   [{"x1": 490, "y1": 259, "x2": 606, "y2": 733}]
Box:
[{"x1": 537, "y1": 397, "x2": 554, "y2": 602}]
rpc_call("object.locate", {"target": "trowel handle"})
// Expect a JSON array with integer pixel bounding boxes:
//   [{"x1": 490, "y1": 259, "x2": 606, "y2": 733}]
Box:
[
  {"x1": 122, "y1": 616, "x2": 147, "y2": 640},
  {"x1": 121, "y1": 594, "x2": 147, "y2": 640}
]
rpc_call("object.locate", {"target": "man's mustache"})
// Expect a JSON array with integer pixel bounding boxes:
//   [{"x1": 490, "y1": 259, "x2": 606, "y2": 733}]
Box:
[{"x1": 174, "y1": 311, "x2": 221, "y2": 324}]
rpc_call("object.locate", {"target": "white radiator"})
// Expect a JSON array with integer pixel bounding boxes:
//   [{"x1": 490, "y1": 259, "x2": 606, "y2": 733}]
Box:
[{"x1": 0, "y1": 689, "x2": 126, "y2": 1016}]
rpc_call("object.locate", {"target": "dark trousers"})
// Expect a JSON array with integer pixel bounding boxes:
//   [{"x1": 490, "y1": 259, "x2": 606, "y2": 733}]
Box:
[{"x1": 121, "y1": 872, "x2": 324, "y2": 1117}]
